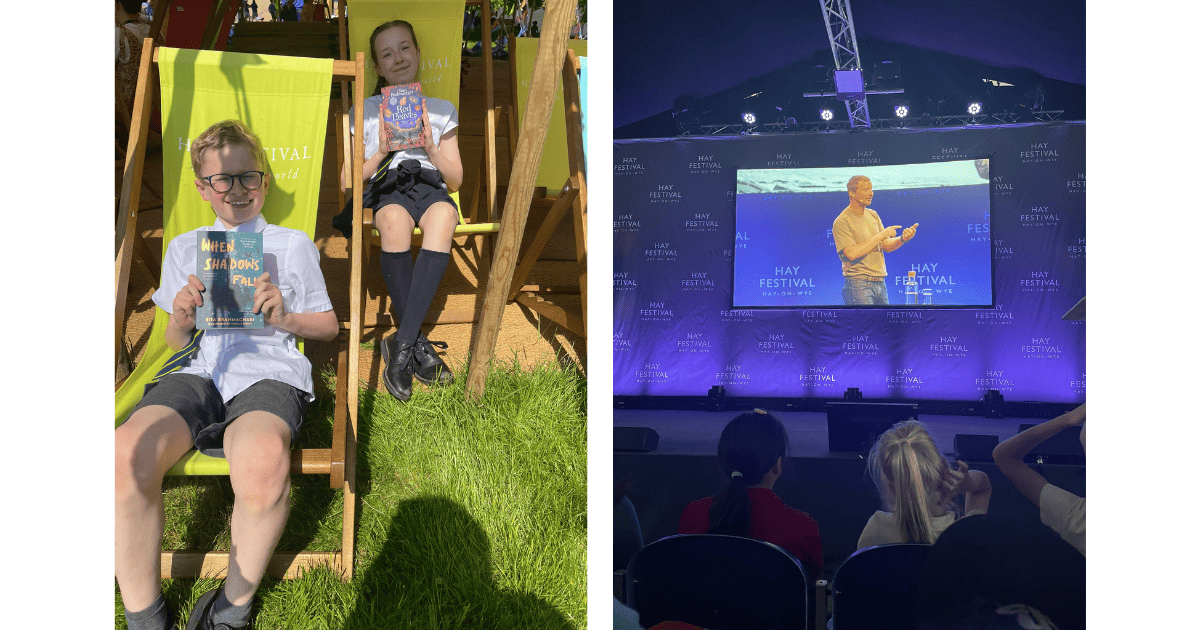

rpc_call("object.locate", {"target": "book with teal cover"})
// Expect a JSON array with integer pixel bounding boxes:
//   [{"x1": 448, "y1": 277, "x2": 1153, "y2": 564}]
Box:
[
  {"x1": 380, "y1": 82, "x2": 425, "y2": 151},
  {"x1": 195, "y1": 231, "x2": 264, "y2": 329}
]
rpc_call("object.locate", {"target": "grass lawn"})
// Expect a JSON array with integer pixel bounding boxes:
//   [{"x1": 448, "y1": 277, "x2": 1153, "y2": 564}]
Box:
[{"x1": 116, "y1": 355, "x2": 587, "y2": 629}]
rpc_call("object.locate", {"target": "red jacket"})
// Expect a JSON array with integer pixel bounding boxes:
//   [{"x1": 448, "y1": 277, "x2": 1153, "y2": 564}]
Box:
[{"x1": 678, "y1": 487, "x2": 824, "y2": 577}]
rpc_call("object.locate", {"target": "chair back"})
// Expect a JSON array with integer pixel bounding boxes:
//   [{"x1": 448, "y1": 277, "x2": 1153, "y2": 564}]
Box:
[
  {"x1": 512, "y1": 37, "x2": 587, "y2": 189},
  {"x1": 626, "y1": 534, "x2": 809, "y2": 630},
  {"x1": 831, "y1": 543, "x2": 933, "y2": 630},
  {"x1": 116, "y1": 46, "x2": 334, "y2": 426}
]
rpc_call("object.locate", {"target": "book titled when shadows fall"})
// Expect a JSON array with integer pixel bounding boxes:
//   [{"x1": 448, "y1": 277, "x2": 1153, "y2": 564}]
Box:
[{"x1": 196, "y1": 231, "x2": 264, "y2": 329}]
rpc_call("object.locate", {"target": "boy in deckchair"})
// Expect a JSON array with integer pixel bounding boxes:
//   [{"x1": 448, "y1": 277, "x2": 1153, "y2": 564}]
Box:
[{"x1": 115, "y1": 120, "x2": 339, "y2": 630}]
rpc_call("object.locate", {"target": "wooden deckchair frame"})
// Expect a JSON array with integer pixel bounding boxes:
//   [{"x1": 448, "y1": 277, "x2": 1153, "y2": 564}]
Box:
[
  {"x1": 115, "y1": 41, "x2": 367, "y2": 580},
  {"x1": 502, "y1": 48, "x2": 587, "y2": 340}
]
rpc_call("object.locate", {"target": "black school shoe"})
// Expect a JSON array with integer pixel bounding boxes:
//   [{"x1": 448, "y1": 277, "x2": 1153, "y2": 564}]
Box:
[
  {"x1": 412, "y1": 335, "x2": 454, "y2": 386},
  {"x1": 381, "y1": 333, "x2": 417, "y2": 402},
  {"x1": 184, "y1": 588, "x2": 247, "y2": 630}
]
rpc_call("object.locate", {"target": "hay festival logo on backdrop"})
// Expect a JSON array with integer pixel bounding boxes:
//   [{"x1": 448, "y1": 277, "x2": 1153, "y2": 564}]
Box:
[
  {"x1": 644, "y1": 242, "x2": 678, "y2": 262},
  {"x1": 720, "y1": 309, "x2": 755, "y2": 322},
  {"x1": 1021, "y1": 270, "x2": 1060, "y2": 293},
  {"x1": 848, "y1": 149, "x2": 881, "y2": 165},
  {"x1": 615, "y1": 155, "x2": 647, "y2": 175},
  {"x1": 799, "y1": 365, "x2": 838, "y2": 386},
  {"x1": 613, "y1": 271, "x2": 637, "y2": 291},
  {"x1": 1067, "y1": 237, "x2": 1085, "y2": 260},
  {"x1": 715, "y1": 363, "x2": 751, "y2": 386},
  {"x1": 843, "y1": 334, "x2": 880, "y2": 357},
  {"x1": 680, "y1": 270, "x2": 716, "y2": 292},
  {"x1": 758, "y1": 333, "x2": 796, "y2": 355},
  {"x1": 614, "y1": 212, "x2": 641, "y2": 234},
  {"x1": 1067, "y1": 172, "x2": 1085, "y2": 194},
  {"x1": 994, "y1": 238, "x2": 1014, "y2": 261},
  {"x1": 1021, "y1": 336, "x2": 1062, "y2": 360},
  {"x1": 613, "y1": 331, "x2": 632, "y2": 352},
  {"x1": 1020, "y1": 140, "x2": 1060, "y2": 164},
  {"x1": 639, "y1": 301, "x2": 675, "y2": 322},
  {"x1": 1020, "y1": 204, "x2": 1061, "y2": 228},
  {"x1": 803, "y1": 309, "x2": 839, "y2": 324},
  {"x1": 976, "y1": 303, "x2": 1015, "y2": 325},
  {"x1": 886, "y1": 368, "x2": 924, "y2": 392},
  {"x1": 931, "y1": 146, "x2": 961, "y2": 162},
  {"x1": 635, "y1": 362, "x2": 669, "y2": 384},
  {"x1": 887, "y1": 309, "x2": 925, "y2": 325},
  {"x1": 677, "y1": 332, "x2": 713, "y2": 354},
  {"x1": 1071, "y1": 373, "x2": 1085, "y2": 395},
  {"x1": 688, "y1": 154, "x2": 723, "y2": 174},
  {"x1": 929, "y1": 336, "x2": 969, "y2": 358},
  {"x1": 649, "y1": 183, "x2": 683, "y2": 203},
  {"x1": 684, "y1": 212, "x2": 719, "y2": 233},
  {"x1": 976, "y1": 369, "x2": 1015, "y2": 394},
  {"x1": 992, "y1": 174, "x2": 1015, "y2": 197},
  {"x1": 765, "y1": 152, "x2": 801, "y2": 168}
]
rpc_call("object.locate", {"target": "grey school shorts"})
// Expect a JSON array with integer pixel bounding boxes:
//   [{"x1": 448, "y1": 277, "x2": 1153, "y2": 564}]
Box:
[{"x1": 132, "y1": 373, "x2": 308, "y2": 458}]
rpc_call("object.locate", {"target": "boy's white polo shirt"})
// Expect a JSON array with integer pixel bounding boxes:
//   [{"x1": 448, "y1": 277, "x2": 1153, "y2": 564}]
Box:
[{"x1": 151, "y1": 215, "x2": 333, "y2": 402}]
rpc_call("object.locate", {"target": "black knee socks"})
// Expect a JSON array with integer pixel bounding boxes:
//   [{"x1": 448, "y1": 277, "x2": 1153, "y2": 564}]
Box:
[
  {"x1": 397, "y1": 249, "x2": 451, "y2": 347},
  {"x1": 379, "y1": 249, "x2": 414, "y2": 325}
]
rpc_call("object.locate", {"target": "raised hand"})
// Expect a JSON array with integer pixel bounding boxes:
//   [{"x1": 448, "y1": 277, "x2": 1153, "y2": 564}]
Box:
[
  {"x1": 901, "y1": 223, "x2": 919, "y2": 242},
  {"x1": 171, "y1": 274, "x2": 206, "y2": 331},
  {"x1": 252, "y1": 272, "x2": 288, "y2": 328},
  {"x1": 879, "y1": 225, "x2": 902, "y2": 239}
]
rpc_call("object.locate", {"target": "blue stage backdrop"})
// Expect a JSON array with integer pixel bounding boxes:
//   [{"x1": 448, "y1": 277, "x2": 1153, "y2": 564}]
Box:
[{"x1": 614, "y1": 122, "x2": 1085, "y2": 402}]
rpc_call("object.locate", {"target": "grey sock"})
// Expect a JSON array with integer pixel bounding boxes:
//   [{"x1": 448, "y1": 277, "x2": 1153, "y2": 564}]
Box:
[
  {"x1": 210, "y1": 588, "x2": 253, "y2": 628},
  {"x1": 125, "y1": 593, "x2": 169, "y2": 630}
]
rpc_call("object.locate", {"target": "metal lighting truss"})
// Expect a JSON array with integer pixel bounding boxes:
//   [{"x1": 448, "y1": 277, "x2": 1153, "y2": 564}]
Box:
[
  {"x1": 819, "y1": 0, "x2": 870, "y2": 128},
  {"x1": 691, "y1": 111, "x2": 1068, "y2": 136}
]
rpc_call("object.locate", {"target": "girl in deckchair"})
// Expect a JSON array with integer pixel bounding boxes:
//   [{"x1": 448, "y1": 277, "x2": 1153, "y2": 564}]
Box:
[{"x1": 334, "y1": 20, "x2": 463, "y2": 403}]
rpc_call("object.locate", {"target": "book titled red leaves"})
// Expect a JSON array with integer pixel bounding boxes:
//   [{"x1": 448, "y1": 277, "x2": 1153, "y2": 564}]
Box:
[{"x1": 380, "y1": 82, "x2": 425, "y2": 151}]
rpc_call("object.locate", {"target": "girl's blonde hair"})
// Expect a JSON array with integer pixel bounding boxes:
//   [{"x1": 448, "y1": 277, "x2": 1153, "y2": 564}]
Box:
[{"x1": 866, "y1": 420, "x2": 948, "y2": 544}]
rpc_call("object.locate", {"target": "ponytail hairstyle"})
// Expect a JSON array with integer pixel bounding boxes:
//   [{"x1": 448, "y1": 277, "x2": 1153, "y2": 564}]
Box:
[
  {"x1": 866, "y1": 420, "x2": 948, "y2": 544},
  {"x1": 706, "y1": 409, "x2": 789, "y2": 536},
  {"x1": 368, "y1": 20, "x2": 420, "y2": 96}
]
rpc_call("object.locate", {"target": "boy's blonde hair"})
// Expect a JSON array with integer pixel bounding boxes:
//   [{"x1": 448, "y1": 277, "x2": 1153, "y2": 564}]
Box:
[{"x1": 190, "y1": 120, "x2": 268, "y2": 178}]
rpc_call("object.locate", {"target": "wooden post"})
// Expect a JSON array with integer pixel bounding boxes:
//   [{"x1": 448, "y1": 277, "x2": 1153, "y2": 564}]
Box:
[
  {"x1": 115, "y1": 39, "x2": 157, "y2": 372},
  {"x1": 464, "y1": 0, "x2": 577, "y2": 400},
  {"x1": 481, "y1": 0, "x2": 498, "y2": 224}
]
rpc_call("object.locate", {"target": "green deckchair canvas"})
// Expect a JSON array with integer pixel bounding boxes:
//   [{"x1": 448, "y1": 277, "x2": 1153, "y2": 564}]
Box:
[
  {"x1": 117, "y1": 49, "x2": 331, "y2": 461},
  {"x1": 514, "y1": 37, "x2": 587, "y2": 190}
]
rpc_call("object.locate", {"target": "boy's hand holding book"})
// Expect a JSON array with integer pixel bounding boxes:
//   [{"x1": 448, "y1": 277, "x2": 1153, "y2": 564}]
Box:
[
  {"x1": 253, "y1": 272, "x2": 287, "y2": 329},
  {"x1": 171, "y1": 274, "x2": 206, "y2": 331}
]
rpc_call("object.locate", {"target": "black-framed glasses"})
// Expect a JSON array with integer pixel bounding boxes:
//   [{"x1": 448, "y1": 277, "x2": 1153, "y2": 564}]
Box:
[{"x1": 201, "y1": 170, "x2": 265, "y2": 193}]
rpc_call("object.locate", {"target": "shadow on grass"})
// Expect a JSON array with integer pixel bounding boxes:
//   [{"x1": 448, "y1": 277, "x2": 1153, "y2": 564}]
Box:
[{"x1": 342, "y1": 495, "x2": 576, "y2": 630}]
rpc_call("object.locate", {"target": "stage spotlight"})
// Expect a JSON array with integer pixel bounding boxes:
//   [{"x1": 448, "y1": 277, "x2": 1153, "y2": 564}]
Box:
[
  {"x1": 820, "y1": 108, "x2": 834, "y2": 121},
  {"x1": 895, "y1": 104, "x2": 909, "y2": 118},
  {"x1": 742, "y1": 111, "x2": 756, "y2": 125},
  {"x1": 843, "y1": 387, "x2": 863, "y2": 400},
  {"x1": 967, "y1": 101, "x2": 983, "y2": 115}
]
